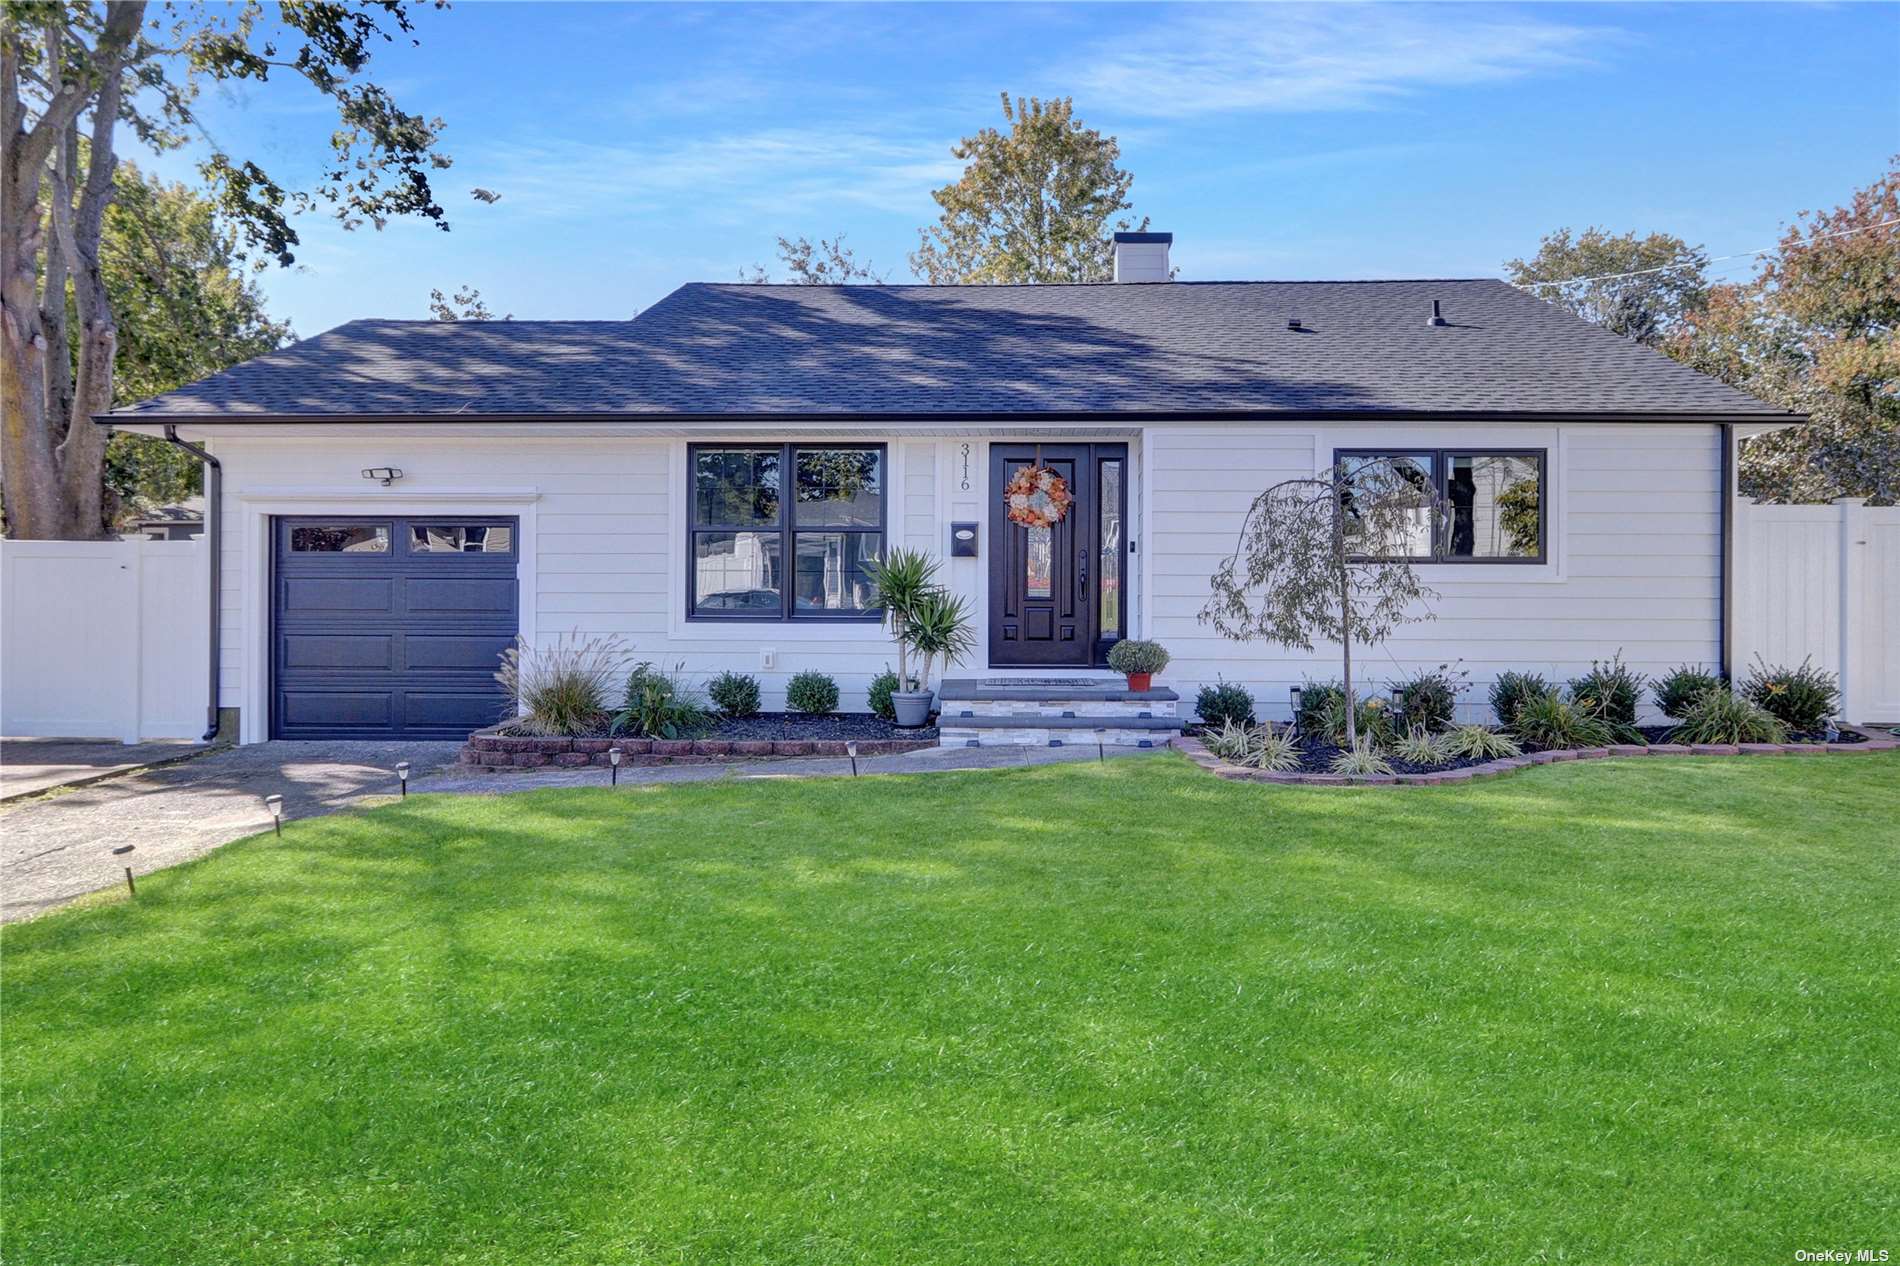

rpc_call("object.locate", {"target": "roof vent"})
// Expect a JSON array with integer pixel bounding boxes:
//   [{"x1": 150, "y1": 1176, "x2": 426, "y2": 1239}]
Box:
[
  {"x1": 1428, "y1": 299, "x2": 1448, "y2": 327},
  {"x1": 1286, "y1": 313, "x2": 1303, "y2": 331}
]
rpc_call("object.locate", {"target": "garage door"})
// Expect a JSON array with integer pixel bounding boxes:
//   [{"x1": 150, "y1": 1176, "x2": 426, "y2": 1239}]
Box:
[{"x1": 273, "y1": 516, "x2": 519, "y2": 739}]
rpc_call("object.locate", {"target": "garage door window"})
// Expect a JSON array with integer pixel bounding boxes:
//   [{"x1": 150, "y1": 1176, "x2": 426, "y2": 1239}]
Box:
[
  {"x1": 411, "y1": 524, "x2": 514, "y2": 554},
  {"x1": 290, "y1": 524, "x2": 390, "y2": 553}
]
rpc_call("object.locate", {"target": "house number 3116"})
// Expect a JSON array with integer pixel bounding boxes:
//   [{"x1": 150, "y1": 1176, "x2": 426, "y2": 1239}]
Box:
[{"x1": 959, "y1": 443, "x2": 971, "y2": 491}]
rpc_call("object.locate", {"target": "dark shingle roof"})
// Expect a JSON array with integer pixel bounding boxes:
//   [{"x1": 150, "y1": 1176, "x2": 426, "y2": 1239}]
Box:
[{"x1": 109, "y1": 279, "x2": 1789, "y2": 420}]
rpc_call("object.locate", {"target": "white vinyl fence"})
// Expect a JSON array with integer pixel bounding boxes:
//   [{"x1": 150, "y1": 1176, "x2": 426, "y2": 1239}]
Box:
[
  {"x1": 1, "y1": 538, "x2": 209, "y2": 743},
  {"x1": 1734, "y1": 498, "x2": 1900, "y2": 724}
]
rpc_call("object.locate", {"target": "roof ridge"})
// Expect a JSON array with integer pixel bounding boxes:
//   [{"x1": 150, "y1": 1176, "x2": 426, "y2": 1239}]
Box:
[{"x1": 693, "y1": 277, "x2": 1512, "y2": 290}]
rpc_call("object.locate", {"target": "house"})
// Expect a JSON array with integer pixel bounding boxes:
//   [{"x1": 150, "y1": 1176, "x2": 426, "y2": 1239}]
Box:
[
  {"x1": 102, "y1": 234, "x2": 1798, "y2": 744},
  {"x1": 123, "y1": 497, "x2": 204, "y2": 542}
]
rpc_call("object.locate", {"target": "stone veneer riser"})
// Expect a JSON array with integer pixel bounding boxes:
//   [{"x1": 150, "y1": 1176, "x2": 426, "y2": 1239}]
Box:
[
  {"x1": 939, "y1": 727, "x2": 1177, "y2": 749},
  {"x1": 941, "y1": 700, "x2": 1178, "y2": 719}
]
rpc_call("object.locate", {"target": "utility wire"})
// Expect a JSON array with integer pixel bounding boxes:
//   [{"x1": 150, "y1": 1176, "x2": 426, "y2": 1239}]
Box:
[{"x1": 1510, "y1": 216, "x2": 1900, "y2": 289}]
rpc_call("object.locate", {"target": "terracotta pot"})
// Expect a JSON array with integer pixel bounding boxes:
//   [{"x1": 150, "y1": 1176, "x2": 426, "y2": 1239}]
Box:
[{"x1": 1125, "y1": 672, "x2": 1153, "y2": 692}]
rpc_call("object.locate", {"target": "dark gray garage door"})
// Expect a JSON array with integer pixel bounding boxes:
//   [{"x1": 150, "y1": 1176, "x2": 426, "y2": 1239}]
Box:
[{"x1": 273, "y1": 516, "x2": 518, "y2": 740}]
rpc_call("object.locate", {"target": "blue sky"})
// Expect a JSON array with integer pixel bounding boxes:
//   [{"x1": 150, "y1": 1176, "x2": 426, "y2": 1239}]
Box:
[{"x1": 148, "y1": 1, "x2": 1900, "y2": 336}]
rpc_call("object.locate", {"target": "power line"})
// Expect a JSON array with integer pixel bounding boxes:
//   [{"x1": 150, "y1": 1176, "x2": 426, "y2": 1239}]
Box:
[{"x1": 1510, "y1": 216, "x2": 1900, "y2": 289}]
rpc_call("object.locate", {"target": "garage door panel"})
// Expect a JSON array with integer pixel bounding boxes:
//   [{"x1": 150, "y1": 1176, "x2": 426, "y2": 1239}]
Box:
[
  {"x1": 403, "y1": 691, "x2": 510, "y2": 731},
  {"x1": 274, "y1": 515, "x2": 517, "y2": 740},
  {"x1": 405, "y1": 576, "x2": 516, "y2": 615},
  {"x1": 404, "y1": 633, "x2": 516, "y2": 671},
  {"x1": 283, "y1": 577, "x2": 396, "y2": 614},
  {"x1": 282, "y1": 633, "x2": 394, "y2": 670}
]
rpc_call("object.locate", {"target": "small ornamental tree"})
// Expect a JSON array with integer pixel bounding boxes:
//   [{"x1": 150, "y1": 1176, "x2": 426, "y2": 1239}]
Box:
[{"x1": 1200, "y1": 459, "x2": 1444, "y2": 747}]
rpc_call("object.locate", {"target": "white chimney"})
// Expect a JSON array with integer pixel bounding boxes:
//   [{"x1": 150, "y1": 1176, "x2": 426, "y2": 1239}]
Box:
[{"x1": 1112, "y1": 231, "x2": 1172, "y2": 282}]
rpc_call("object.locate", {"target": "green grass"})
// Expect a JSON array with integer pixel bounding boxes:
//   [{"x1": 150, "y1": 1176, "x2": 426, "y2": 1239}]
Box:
[{"x1": 6, "y1": 755, "x2": 1897, "y2": 1264}]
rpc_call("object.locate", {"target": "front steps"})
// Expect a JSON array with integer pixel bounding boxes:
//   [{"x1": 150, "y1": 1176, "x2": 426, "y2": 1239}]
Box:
[{"x1": 935, "y1": 678, "x2": 1184, "y2": 749}]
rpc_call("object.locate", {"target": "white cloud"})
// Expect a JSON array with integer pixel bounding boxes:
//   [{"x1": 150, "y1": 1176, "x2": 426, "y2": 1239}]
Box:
[{"x1": 1058, "y1": 4, "x2": 1612, "y2": 118}]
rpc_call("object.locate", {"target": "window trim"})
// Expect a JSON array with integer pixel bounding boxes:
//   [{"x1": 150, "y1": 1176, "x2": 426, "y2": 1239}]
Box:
[
  {"x1": 1334, "y1": 447, "x2": 1548, "y2": 565},
  {"x1": 686, "y1": 442, "x2": 889, "y2": 622}
]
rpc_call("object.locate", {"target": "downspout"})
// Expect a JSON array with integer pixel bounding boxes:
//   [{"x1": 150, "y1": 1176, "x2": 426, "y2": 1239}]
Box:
[
  {"x1": 1719, "y1": 423, "x2": 1735, "y2": 682},
  {"x1": 163, "y1": 425, "x2": 222, "y2": 741}
]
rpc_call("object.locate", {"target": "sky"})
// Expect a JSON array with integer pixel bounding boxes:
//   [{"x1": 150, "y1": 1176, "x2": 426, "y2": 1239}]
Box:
[{"x1": 143, "y1": 1, "x2": 1900, "y2": 336}]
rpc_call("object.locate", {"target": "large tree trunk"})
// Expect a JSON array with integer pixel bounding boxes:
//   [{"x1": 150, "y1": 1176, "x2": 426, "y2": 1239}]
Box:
[{"x1": 0, "y1": 4, "x2": 142, "y2": 539}]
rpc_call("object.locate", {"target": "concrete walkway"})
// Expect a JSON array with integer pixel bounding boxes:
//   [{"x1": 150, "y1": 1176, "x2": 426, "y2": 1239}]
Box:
[
  {"x1": 1, "y1": 739, "x2": 1164, "y2": 923},
  {"x1": 1, "y1": 737, "x2": 212, "y2": 801}
]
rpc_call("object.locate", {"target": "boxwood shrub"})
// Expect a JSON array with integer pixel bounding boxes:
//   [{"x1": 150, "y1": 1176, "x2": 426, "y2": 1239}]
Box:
[
  {"x1": 785, "y1": 670, "x2": 840, "y2": 715},
  {"x1": 1195, "y1": 679, "x2": 1255, "y2": 728},
  {"x1": 1653, "y1": 664, "x2": 1724, "y2": 720},
  {"x1": 1489, "y1": 671, "x2": 1549, "y2": 732},
  {"x1": 707, "y1": 670, "x2": 762, "y2": 719}
]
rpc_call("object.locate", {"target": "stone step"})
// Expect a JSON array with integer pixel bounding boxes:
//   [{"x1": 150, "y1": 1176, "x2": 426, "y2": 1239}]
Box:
[
  {"x1": 938, "y1": 724, "x2": 1178, "y2": 750},
  {"x1": 941, "y1": 699, "x2": 1178, "y2": 719},
  {"x1": 938, "y1": 679, "x2": 1178, "y2": 704}
]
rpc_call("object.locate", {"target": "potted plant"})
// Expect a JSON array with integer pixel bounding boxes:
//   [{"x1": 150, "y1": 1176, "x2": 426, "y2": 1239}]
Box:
[
  {"x1": 1106, "y1": 638, "x2": 1170, "y2": 692},
  {"x1": 865, "y1": 548, "x2": 939, "y2": 727},
  {"x1": 899, "y1": 588, "x2": 976, "y2": 726}
]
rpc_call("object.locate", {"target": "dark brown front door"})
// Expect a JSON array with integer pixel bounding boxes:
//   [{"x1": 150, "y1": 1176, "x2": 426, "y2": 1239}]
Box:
[{"x1": 989, "y1": 443, "x2": 1127, "y2": 668}]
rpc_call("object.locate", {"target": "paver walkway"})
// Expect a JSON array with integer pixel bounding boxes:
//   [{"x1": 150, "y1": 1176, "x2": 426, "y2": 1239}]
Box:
[{"x1": 1, "y1": 740, "x2": 1163, "y2": 922}]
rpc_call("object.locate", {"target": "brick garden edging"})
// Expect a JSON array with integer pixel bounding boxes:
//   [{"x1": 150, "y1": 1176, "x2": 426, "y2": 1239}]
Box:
[
  {"x1": 460, "y1": 728, "x2": 938, "y2": 769},
  {"x1": 1177, "y1": 732, "x2": 1898, "y2": 788}
]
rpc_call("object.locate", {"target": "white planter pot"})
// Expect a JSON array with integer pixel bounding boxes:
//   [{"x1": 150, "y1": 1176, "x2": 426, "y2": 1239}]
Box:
[{"x1": 891, "y1": 689, "x2": 935, "y2": 728}]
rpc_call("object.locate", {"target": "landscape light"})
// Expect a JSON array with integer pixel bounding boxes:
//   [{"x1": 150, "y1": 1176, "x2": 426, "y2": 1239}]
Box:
[
  {"x1": 111, "y1": 844, "x2": 136, "y2": 897},
  {"x1": 264, "y1": 793, "x2": 283, "y2": 836},
  {"x1": 1095, "y1": 727, "x2": 1107, "y2": 763},
  {"x1": 846, "y1": 741, "x2": 858, "y2": 777},
  {"x1": 395, "y1": 761, "x2": 411, "y2": 797},
  {"x1": 608, "y1": 746, "x2": 623, "y2": 786},
  {"x1": 1289, "y1": 686, "x2": 1304, "y2": 734}
]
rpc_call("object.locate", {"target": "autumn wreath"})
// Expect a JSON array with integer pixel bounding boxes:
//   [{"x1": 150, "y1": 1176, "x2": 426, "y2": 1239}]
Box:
[{"x1": 1003, "y1": 464, "x2": 1073, "y2": 529}]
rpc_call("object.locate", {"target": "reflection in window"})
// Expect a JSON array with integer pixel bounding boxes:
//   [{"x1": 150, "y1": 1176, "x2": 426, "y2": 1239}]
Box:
[
  {"x1": 290, "y1": 524, "x2": 389, "y2": 553},
  {"x1": 1099, "y1": 460, "x2": 1122, "y2": 637},
  {"x1": 689, "y1": 444, "x2": 884, "y2": 618},
  {"x1": 1026, "y1": 524, "x2": 1052, "y2": 598},
  {"x1": 410, "y1": 525, "x2": 512, "y2": 554},
  {"x1": 693, "y1": 532, "x2": 783, "y2": 613},
  {"x1": 1335, "y1": 450, "x2": 1545, "y2": 563}
]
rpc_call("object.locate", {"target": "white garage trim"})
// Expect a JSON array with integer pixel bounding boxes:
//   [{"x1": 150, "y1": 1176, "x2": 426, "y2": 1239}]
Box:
[{"x1": 234, "y1": 488, "x2": 540, "y2": 744}]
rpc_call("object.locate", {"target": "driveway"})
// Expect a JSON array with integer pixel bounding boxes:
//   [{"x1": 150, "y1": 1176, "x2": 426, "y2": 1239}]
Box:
[
  {"x1": 1, "y1": 739, "x2": 1163, "y2": 923},
  {"x1": 1, "y1": 737, "x2": 212, "y2": 801},
  {"x1": 1, "y1": 741, "x2": 461, "y2": 923}
]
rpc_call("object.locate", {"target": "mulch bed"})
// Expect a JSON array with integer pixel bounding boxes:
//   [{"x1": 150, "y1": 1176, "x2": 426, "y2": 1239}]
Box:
[
  {"x1": 708, "y1": 713, "x2": 938, "y2": 743},
  {"x1": 464, "y1": 712, "x2": 938, "y2": 769},
  {"x1": 1634, "y1": 724, "x2": 1868, "y2": 745}
]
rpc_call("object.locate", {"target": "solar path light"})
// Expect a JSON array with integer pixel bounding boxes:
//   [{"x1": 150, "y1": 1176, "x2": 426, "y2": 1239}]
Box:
[
  {"x1": 608, "y1": 746, "x2": 624, "y2": 786},
  {"x1": 112, "y1": 845, "x2": 136, "y2": 896},
  {"x1": 264, "y1": 794, "x2": 283, "y2": 837},
  {"x1": 395, "y1": 761, "x2": 411, "y2": 798},
  {"x1": 846, "y1": 741, "x2": 858, "y2": 778}
]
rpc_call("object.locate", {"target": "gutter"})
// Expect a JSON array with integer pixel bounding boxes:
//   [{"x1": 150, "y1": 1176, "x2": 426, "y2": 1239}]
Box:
[
  {"x1": 162, "y1": 426, "x2": 223, "y2": 742},
  {"x1": 1719, "y1": 423, "x2": 1735, "y2": 681}
]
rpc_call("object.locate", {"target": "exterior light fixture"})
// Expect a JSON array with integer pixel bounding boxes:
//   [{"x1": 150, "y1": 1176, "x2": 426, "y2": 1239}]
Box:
[
  {"x1": 395, "y1": 761, "x2": 411, "y2": 797},
  {"x1": 1095, "y1": 726, "x2": 1107, "y2": 762},
  {"x1": 846, "y1": 741, "x2": 858, "y2": 777},
  {"x1": 608, "y1": 746, "x2": 623, "y2": 786},
  {"x1": 361, "y1": 467, "x2": 404, "y2": 486},
  {"x1": 264, "y1": 793, "x2": 283, "y2": 836},
  {"x1": 112, "y1": 844, "x2": 136, "y2": 896}
]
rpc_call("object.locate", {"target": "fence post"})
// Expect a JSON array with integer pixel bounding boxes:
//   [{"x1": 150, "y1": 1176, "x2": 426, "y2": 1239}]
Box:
[{"x1": 1836, "y1": 497, "x2": 1869, "y2": 721}]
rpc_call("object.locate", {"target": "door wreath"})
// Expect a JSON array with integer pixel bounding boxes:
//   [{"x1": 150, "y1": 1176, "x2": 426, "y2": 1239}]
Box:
[{"x1": 1004, "y1": 458, "x2": 1073, "y2": 530}]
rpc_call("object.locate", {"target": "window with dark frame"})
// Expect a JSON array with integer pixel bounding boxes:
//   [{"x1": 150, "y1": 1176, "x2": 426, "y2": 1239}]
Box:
[
  {"x1": 689, "y1": 443, "x2": 886, "y2": 620},
  {"x1": 1335, "y1": 449, "x2": 1547, "y2": 563}
]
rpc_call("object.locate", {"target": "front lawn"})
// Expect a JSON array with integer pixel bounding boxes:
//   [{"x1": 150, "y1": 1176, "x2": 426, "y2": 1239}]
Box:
[{"x1": 6, "y1": 755, "x2": 1896, "y2": 1263}]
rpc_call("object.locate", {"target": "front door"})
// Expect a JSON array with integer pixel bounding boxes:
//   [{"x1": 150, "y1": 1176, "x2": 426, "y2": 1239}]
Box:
[{"x1": 989, "y1": 443, "x2": 1128, "y2": 668}]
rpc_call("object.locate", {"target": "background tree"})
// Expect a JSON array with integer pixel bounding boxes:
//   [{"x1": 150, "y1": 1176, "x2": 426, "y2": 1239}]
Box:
[
  {"x1": 429, "y1": 285, "x2": 508, "y2": 321},
  {"x1": 1666, "y1": 160, "x2": 1898, "y2": 503},
  {"x1": 1201, "y1": 459, "x2": 1443, "y2": 748},
  {"x1": 1505, "y1": 227, "x2": 1710, "y2": 346},
  {"x1": 3, "y1": 2, "x2": 457, "y2": 539},
  {"x1": 740, "y1": 234, "x2": 886, "y2": 285},
  {"x1": 910, "y1": 93, "x2": 1148, "y2": 285},
  {"x1": 99, "y1": 159, "x2": 292, "y2": 521}
]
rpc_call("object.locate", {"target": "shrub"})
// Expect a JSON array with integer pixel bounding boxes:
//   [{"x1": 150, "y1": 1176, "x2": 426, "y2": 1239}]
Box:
[
  {"x1": 613, "y1": 661, "x2": 709, "y2": 740},
  {"x1": 1440, "y1": 724, "x2": 1522, "y2": 760},
  {"x1": 1389, "y1": 662, "x2": 1468, "y2": 732},
  {"x1": 1568, "y1": 652, "x2": 1648, "y2": 727},
  {"x1": 493, "y1": 633, "x2": 625, "y2": 735},
  {"x1": 1295, "y1": 680, "x2": 1345, "y2": 735},
  {"x1": 785, "y1": 670, "x2": 840, "y2": 715},
  {"x1": 1106, "y1": 639, "x2": 1170, "y2": 676},
  {"x1": 1314, "y1": 692, "x2": 1397, "y2": 748},
  {"x1": 707, "y1": 671, "x2": 761, "y2": 719},
  {"x1": 1489, "y1": 671, "x2": 1550, "y2": 731},
  {"x1": 1654, "y1": 664, "x2": 1725, "y2": 720},
  {"x1": 1330, "y1": 738, "x2": 1394, "y2": 776},
  {"x1": 1246, "y1": 731, "x2": 1304, "y2": 773},
  {"x1": 1740, "y1": 656, "x2": 1839, "y2": 732},
  {"x1": 1510, "y1": 691, "x2": 1616, "y2": 750},
  {"x1": 1201, "y1": 718, "x2": 1259, "y2": 763},
  {"x1": 867, "y1": 668, "x2": 901, "y2": 723},
  {"x1": 1673, "y1": 687, "x2": 1790, "y2": 745},
  {"x1": 1394, "y1": 726, "x2": 1451, "y2": 767},
  {"x1": 1195, "y1": 678, "x2": 1255, "y2": 728}
]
